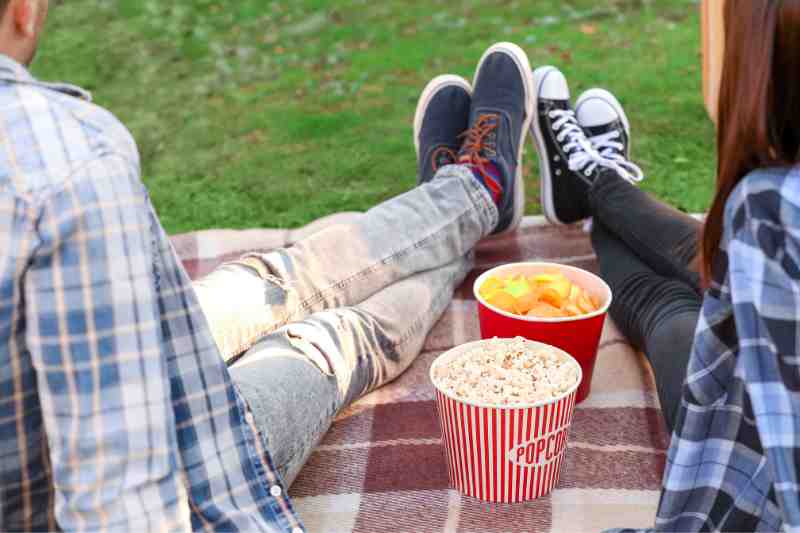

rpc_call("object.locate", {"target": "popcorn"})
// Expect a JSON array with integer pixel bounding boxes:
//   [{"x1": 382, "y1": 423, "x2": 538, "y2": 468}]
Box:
[{"x1": 433, "y1": 337, "x2": 580, "y2": 406}]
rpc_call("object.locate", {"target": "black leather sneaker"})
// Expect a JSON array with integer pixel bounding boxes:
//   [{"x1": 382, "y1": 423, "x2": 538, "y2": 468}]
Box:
[
  {"x1": 531, "y1": 67, "x2": 643, "y2": 225},
  {"x1": 413, "y1": 75, "x2": 472, "y2": 184},
  {"x1": 459, "y1": 42, "x2": 533, "y2": 235}
]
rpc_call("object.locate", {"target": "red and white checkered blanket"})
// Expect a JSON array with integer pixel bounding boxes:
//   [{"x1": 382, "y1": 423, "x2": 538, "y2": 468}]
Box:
[{"x1": 172, "y1": 214, "x2": 668, "y2": 533}]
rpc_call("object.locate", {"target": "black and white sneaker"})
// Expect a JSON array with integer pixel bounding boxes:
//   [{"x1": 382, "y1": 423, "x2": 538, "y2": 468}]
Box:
[
  {"x1": 530, "y1": 66, "x2": 643, "y2": 225},
  {"x1": 575, "y1": 88, "x2": 635, "y2": 169},
  {"x1": 459, "y1": 42, "x2": 534, "y2": 235},
  {"x1": 413, "y1": 74, "x2": 472, "y2": 184}
]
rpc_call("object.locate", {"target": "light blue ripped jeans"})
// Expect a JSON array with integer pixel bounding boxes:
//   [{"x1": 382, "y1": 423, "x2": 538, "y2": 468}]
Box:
[{"x1": 193, "y1": 165, "x2": 497, "y2": 486}]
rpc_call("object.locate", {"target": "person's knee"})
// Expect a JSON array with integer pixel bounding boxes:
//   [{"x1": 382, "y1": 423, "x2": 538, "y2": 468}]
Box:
[
  {"x1": 611, "y1": 275, "x2": 698, "y2": 340},
  {"x1": 265, "y1": 310, "x2": 379, "y2": 405},
  {"x1": 648, "y1": 310, "x2": 698, "y2": 350}
]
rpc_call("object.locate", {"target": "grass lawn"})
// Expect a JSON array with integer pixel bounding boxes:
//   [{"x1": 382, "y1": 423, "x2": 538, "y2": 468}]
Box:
[{"x1": 33, "y1": 0, "x2": 716, "y2": 235}]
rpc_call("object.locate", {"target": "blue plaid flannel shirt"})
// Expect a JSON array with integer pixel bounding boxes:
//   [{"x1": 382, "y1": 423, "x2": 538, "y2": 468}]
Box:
[
  {"x1": 613, "y1": 167, "x2": 800, "y2": 532},
  {"x1": 0, "y1": 55, "x2": 303, "y2": 532}
]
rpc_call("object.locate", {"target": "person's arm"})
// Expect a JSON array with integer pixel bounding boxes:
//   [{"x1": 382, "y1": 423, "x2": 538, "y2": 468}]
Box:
[
  {"x1": 728, "y1": 211, "x2": 800, "y2": 528},
  {"x1": 24, "y1": 156, "x2": 190, "y2": 532}
]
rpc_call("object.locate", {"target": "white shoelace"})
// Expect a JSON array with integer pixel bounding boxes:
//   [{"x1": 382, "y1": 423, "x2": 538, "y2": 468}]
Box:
[{"x1": 549, "y1": 109, "x2": 644, "y2": 184}]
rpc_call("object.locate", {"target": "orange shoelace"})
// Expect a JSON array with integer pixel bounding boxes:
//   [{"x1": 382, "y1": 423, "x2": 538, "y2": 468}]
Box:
[
  {"x1": 430, "y1": 146, "x2": 457, "y2": 173},
  {"x1": 458, "y1": 114, "x2": 502, "y2": 202}
]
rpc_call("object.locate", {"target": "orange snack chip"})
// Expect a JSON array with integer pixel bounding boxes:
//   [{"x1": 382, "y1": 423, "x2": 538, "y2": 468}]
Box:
[
  {"x1": 514, "y1": 291, "x2": 540, "y2": 315},
  {"x1": 485, "y1": 291, "x2": 517, "y2": 313},
  {"x1": 480, "y1": 270, "x2": 602, "y2": 318},
  {"x1": 479, "y1": 276, "x2": 505, "y2": 299},
  {"x1": 526, "y1": 302, "x2": 566, "y2": 318},
  {"x1": 538, "y1": 287, "x2": 563, "y2": 309}
]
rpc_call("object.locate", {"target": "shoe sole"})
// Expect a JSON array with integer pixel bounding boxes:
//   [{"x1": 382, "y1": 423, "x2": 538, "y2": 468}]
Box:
[
  {"x1": 413, "y1": 74, "x2": 473, "y2": 162},
  {"x1": 474, "y1": 42, "x2": 535, "y2": 236},
  {"x1": 574, "y1": 88, "x2": 632, "y2": 158},
  {"x1": 530, "y1": 65, "x2": 569, "y2": 226}
]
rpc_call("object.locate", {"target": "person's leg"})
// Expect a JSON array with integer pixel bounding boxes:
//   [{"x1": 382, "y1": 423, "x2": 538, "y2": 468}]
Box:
[
  {"x1": 589, "y1": 169, "x2": 702, "y2": 289},
  {"x1": 230, "y1": 254, "x2": 471, "y2": 486},
  {"x1": 592, "y1": 221, "x2": 700, "y2": 431},
  {"x1": 193, "y1": 164, "x2": 496, "y2": 362}
]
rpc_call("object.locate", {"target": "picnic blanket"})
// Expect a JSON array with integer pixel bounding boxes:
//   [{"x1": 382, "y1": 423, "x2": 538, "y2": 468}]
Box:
[{"x1": 172, "y1": 214, "x2": 669, "y2": 533}]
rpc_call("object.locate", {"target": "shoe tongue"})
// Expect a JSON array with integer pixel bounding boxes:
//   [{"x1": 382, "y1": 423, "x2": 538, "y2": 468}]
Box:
[
  {"x1": 459, "y1": 113, "x2": 500, "y2": 160},
  {"x1": 543, "y1": 99, "x2": 570, "y2": 113},
  {"x1": 484, "y1": 130, "x2": 498, "y2": 157},
  {"x1": 583, "y1": 123, "x2": 624, "y2": 156},
  {"x1": 477, "y1": 114, "x2": 499, "y2": 156},
  {"x1": 471, "y1": 111, "x2": 500, "y2": 125},
  {"x1": 583, "y1": 124, "x2": 614, "y2": 137}
]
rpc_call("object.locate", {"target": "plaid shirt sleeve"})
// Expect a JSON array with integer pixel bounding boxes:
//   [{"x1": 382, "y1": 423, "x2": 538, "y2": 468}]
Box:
[
  {"x1": 727, "y1": 193, "x2": 800, "y2": 529},
  {"x1": 23, "y1": 154, "x2": 191, "y2": 532}
]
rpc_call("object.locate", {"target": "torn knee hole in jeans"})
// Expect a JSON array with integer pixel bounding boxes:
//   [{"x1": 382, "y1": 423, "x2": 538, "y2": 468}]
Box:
[
  {"x1": 261, "y1": 274, "x2": 294, "y2": 310},
  {"x1": 263, "y1": 273, "x2": 288, "y2": 290},
  {"x1": 285, "y1": 326, "x2": 335, "y2": 377},
  {"x1": 238, "y1": 256, "x2": 291, "y2": 289}
]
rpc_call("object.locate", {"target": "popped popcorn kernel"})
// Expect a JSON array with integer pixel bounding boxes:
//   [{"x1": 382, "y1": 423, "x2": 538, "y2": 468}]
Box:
[{"x1": 434, "y1": 337, "x2": 580, "y2": 406}]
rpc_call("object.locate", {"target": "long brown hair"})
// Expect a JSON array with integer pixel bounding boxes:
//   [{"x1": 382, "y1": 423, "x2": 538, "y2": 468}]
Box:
[{"x1": 702, "y1": 0, "x2": 800, "y2": 280}]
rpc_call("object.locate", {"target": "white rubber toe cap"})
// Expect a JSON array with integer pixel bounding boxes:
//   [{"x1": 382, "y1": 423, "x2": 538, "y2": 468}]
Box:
[
  {"x1": 575, "y1": 88, "x2": 628, "y2": 131},
  {"x1": 535, "y1": 66, "x2": 570, "y2": 100}
]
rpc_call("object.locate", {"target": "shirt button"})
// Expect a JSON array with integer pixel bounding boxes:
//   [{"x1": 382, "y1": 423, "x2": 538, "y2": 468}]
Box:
[{"x1": 270, "y1": 485, "x2": 282, "y2": 498}]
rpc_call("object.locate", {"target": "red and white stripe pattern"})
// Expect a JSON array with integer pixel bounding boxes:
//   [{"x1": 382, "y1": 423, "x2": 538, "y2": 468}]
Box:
[{"x1": 434, "y1": 390, "x2": 577, "y2": 503}]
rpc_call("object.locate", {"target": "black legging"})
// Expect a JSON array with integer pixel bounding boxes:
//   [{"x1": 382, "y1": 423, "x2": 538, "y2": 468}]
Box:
[{"x1": 587, "y1": 169, "x2": 703, "y2": 433}]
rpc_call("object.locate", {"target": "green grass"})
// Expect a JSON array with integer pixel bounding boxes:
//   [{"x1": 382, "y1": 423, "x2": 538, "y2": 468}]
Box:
[{"x1": 32, "y1": 0, "x2": 716, "y2": 234}]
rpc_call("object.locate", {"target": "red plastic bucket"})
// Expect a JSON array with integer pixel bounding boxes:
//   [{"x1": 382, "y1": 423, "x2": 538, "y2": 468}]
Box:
[{"x1": 473, "y1": 262, "x2": 612, "y2": 403}]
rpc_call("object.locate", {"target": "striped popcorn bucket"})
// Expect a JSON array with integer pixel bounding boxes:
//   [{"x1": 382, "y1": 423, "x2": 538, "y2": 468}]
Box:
[{"x1": 430, "y1": 339, "x2": 581, "y2": 503}]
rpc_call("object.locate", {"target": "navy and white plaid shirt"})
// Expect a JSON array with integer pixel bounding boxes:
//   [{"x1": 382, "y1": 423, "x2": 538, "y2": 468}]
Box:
[
  {"x1": 0, "y1": 55, "x2": 303, "y2": 532},
  {"x1": 615, "y1": 167, "x2": 800, "y2": 532}
]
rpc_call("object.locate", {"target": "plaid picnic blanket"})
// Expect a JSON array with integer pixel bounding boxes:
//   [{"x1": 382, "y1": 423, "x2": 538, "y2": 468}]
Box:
[{"x1": 172, "y1": 214, "x2": 669, "y2": 533}]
